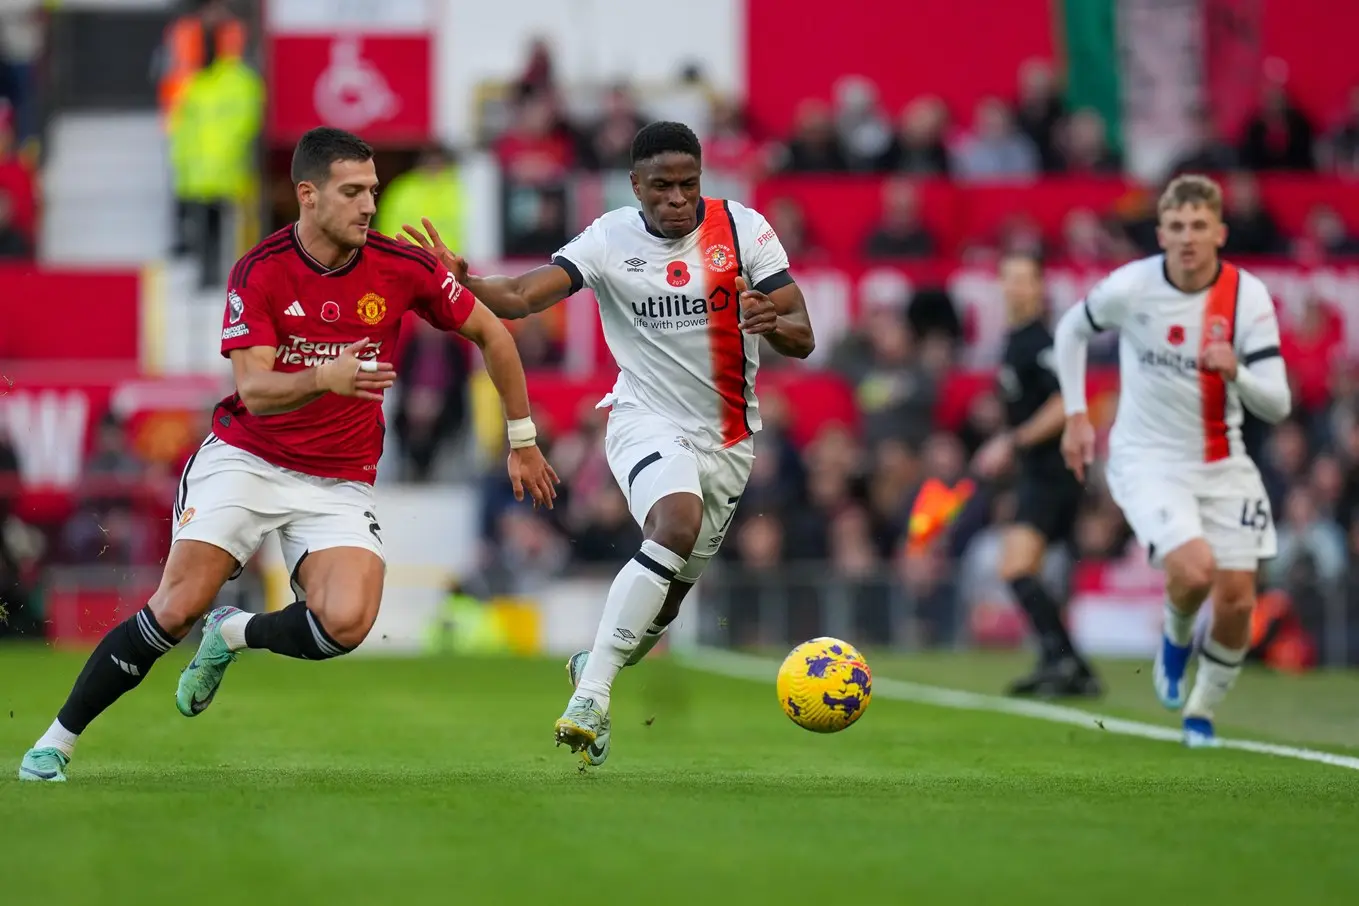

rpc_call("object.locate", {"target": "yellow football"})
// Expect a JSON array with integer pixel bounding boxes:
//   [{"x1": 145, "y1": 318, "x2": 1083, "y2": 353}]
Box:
[{"x1": 776, "y1": 637, "x2": 872, "y2": 733}]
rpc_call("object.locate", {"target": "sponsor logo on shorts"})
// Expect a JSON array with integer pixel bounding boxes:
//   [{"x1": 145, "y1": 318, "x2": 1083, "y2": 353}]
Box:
[
  {"x1": 275, "y1": 335, "x2": 382, "y2": 367},
  {"x1": 178, "y1": 507, "x2": 196, "y2": 527},
  {"x1": 357, "y1": 292, "x2": 387, "y2": 326}
]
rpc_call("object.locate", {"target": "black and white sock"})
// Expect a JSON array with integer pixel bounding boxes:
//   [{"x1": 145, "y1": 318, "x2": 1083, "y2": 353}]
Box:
[
  {"x1": 237, "y1": 601, "x2": 353, "y2": 660},
  {"x1": 1184, "y1": 636, "x2": 1245, "y2": 720},
  {"x1": 38, "y1": 606, "x2": 178, "y2": 755}
]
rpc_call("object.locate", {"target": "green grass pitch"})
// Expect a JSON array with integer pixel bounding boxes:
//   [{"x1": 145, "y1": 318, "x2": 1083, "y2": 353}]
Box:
[{"x1": 2, "y1": 644, "x2": 1357, "y2": 905}]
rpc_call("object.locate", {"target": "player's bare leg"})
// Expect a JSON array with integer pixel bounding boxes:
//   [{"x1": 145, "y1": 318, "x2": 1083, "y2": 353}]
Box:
[
  {"x1": 20, "y1": 540, "x2": 238, "y2": 781},
  {"x1": 1155, "y1": 539, "x2": 1216, "y2": 710},
  {"x1": 998, "y1": 525, "x2": 1099, "y2": 698},
  {"x1": 176, "y1": 547, "x2": 384, "y2": 716},
  {"x1": 557, "y1": 492, "x2": 700, "y2": 756},
  {"x1": 1182, "y1": 569, "x2": 1255, "y2": 747}
]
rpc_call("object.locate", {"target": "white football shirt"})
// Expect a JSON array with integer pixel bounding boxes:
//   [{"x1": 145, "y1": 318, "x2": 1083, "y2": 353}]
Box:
[
  {"x1": 552, "y1": 198, "x2": 792, "y2": 451},
  {"x1": 1067, "y1": 254, "x2": 1283, "y2": 475}
]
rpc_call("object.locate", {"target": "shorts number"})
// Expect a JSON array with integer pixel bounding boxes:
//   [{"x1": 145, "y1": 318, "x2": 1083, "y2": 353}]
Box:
[
  {"x1": 364, "y1": 510, "x2": 382, "y2": 543},
  {"x1": 719, "y1": 495, "x2": 743, "y2": 534},
  {"x1": 1238, "y1": 498, "x2": 1270, "y2": 532},
  {"x1": 708, "y1": 496, "x2": 743, "y2": 551}
]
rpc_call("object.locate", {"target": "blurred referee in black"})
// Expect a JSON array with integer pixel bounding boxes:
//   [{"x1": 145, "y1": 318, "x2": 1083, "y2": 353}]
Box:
[{"x1": 970, "y1": 251, "x2": 1102, "y2": 698}]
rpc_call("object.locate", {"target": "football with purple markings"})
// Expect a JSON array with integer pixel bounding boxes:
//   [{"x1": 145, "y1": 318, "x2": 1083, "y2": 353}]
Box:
[{"x1": 776, "y1": 637, "x2": 872, "y2": 732}]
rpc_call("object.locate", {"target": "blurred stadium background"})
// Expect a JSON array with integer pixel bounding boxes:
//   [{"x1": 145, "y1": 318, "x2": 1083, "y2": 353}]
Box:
[{"x1": 2, "y1": 0, "x2": 1358, "y2": 673}]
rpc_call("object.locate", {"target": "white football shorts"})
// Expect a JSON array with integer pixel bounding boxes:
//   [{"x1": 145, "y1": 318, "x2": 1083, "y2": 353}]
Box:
[
  {"x1": 604, "y1": 405, "x2": 754, "y2": 583},
  {"x1": 172, "y1": 435, "x2": 385, "y2": 584},
  {"x1": 1106, "y1": 457, "x2": 1277, "y2": 572}
]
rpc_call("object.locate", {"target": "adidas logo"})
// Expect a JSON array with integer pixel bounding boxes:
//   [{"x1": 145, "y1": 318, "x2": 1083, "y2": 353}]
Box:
[
  {"x1": 110, "y1": 655, "x2": 140, "y2": 677},
  {"x1": 624, "y1": 258, "x2": 646, "y2": 272},
  {"x1": 285, "y1": 301, "x2": 306, "y2": 317}
]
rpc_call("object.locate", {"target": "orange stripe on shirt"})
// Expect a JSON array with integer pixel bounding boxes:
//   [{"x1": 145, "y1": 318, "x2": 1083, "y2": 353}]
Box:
[
  {"x1": 1199, "y1": 262, "x2": 1240, "y2": 463},
  {"x1": 698, "y1": 198, "x2": 752, "y2": 446}
]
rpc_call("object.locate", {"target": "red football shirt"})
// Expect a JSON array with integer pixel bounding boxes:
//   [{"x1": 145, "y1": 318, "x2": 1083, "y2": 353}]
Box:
[{"x1": 215, "y1": 225, "x2": 475, "y2": 483}]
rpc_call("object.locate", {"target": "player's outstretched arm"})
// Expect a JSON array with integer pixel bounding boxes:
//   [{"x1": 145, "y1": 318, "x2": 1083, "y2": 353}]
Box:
[
  {"x1": 464, "y1": 266, "x2": 576, "y2": 321},
  {"x1": 735, "y1": 276, "x2": 815, "y2": 359},
  {"x1": 230, "y1": 341, "x2": 395, "y2": 415},
  {"x1": 400, "y1": 217, "x2": 574, "y2": 320},
  {"x1": 455, "y1": 301, "x2": 560, "y2": 508}
]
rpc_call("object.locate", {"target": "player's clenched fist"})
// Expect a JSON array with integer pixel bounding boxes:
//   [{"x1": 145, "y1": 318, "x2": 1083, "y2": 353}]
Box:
[
  {"x1": 1200, "y1": 341, "x2": 1239, "y2": 380},
  {"x1": 736, "y1": 276, "x2": 778, "y2": 335},
  {"x1": 1060, "y1": 412, "x2": 1096, "y2": 483},
  {"x1": 508, "y1": 444, "x2": 561, "y2": 509},
  {"x1": 317, "y1": 338, "x2": 397, "y2": 401}
]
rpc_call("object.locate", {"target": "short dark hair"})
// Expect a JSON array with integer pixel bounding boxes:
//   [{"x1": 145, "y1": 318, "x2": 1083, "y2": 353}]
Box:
[
  {"x1": 291, "y1": 127, "x2": 373, "y2": 185},
  {"x1": 630, "y1": 121, "x2": 702, "y2": 167}
]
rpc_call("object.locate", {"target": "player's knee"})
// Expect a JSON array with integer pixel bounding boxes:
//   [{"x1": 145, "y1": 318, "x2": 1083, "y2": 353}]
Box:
[
  {"x1": 1166, "y1": 544, "x2": 1216, "y2": 599},
  {"x1": 1212, "y1": 571, "x2": 1258, "y2": 621},
  {"x1": 307, "y1": 592, "x2": 377, "y2": 652},
  {"x1": 644, "y1": 492, "x2": 704, "y2": 562},
  {"x1": 148, "y1": 573, "x2": 218, "y2": 638}
]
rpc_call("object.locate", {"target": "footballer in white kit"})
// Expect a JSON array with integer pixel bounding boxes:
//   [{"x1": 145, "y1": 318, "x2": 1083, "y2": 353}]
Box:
[
  {"x1": 399, "y1": 122, "x2": 815, "y2": 766},
  {"x1": 1054, "y1": 175, "x2": 1291, "y2": 748}
]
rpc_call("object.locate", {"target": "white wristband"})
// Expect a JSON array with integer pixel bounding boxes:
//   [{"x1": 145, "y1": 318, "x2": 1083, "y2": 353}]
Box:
[{"x1": 507, "y1": 416, "x2": 537, "y2": 449}]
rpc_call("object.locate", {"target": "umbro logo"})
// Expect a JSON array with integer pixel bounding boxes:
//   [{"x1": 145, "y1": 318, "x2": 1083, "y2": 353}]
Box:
[
  {"x1": 285, "y1": 301, "x2": 306, "y2": 317},
  {"x1": 624, "y1": 258, "x2": 647, "y2": 272}
]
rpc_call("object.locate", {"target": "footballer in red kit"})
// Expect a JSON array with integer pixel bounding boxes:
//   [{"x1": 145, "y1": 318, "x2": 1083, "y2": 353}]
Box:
[
  {"x1": 18, "y1": 127, "x2": 558, "y2": 783},
  {"x1": 213, "y1": 222, "x2": 471, "y2": 482}
]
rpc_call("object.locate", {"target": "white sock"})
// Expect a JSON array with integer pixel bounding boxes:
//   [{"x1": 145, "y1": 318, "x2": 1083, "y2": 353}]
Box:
[
  {"x1": 1184, "y1": 636, "x2": 1246, "y2": 720},
  {"x1": 624, "y1": 621, "x2": 671, "y2": 667},
  {"x1": 35, "y1": 719, "x2": 78, "y2": 758},
  {"x1": 576, "y1": 540, "x2": 686, "y2": 713},
  {"x1": 219, "y1": 612, "x2": 253, "y2": 651},
  {"x1": 1163, "y1": 598, "x2": 1197, "y2": 646}
]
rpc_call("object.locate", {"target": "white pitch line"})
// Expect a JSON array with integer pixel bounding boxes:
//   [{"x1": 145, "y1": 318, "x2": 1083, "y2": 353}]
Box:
[{"x1": 680, "y1": 647, "x2": 1359, "y2": 772}]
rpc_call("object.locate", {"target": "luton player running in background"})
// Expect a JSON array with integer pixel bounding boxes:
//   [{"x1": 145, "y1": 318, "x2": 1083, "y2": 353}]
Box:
[
  {"x1": 403, "y1": 121, "x2": 814, "y2": 767},
  {"x1": 970, "y1": 251, "x2": 1101, "y2": 698},
  {"x1": 1053, "y1": 174, "x2": 1290, "y2": 748},
  {"x1": 19, "y1": 127, "x2": 557, "y2": 783}
]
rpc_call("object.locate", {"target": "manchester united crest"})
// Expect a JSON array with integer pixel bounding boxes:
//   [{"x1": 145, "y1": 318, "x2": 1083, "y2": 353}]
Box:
[
  {"x1": 704, "y1": 243, "x2": 737, "y2": 273},
  {"x1": 357, "y1": 292, "x2": 387, "y2": 326}
]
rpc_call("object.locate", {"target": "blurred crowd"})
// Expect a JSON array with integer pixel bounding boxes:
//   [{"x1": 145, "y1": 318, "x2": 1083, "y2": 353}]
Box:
[{"x1": 0, "y1": 1, "x2": 39, "y2": 260}]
